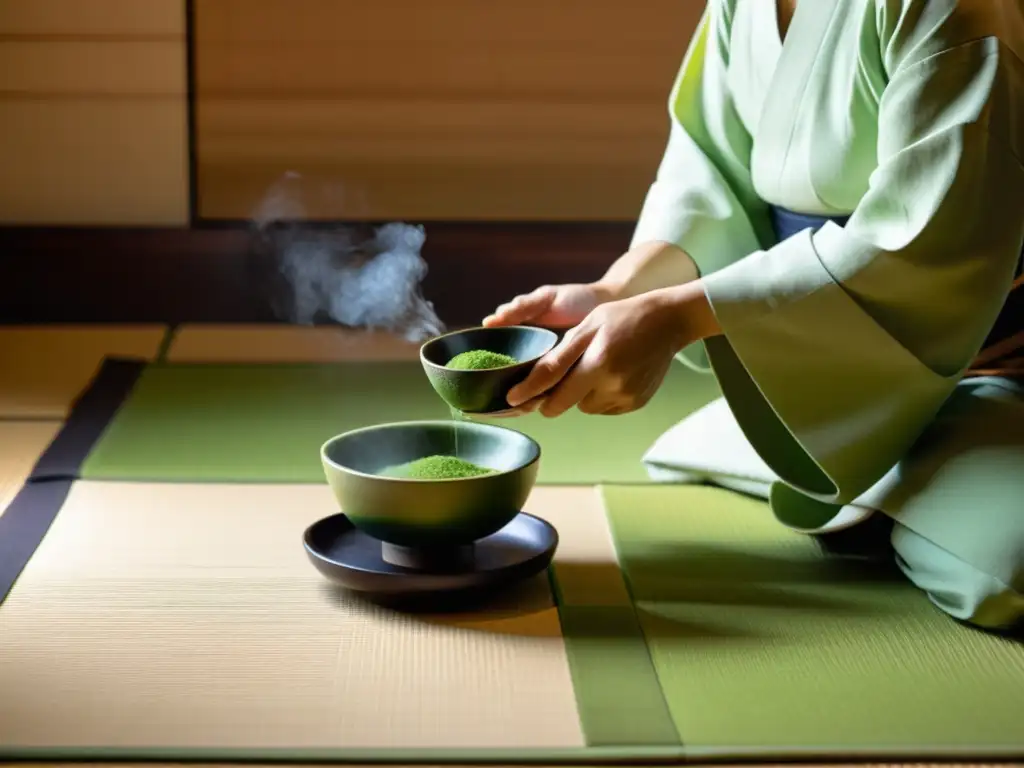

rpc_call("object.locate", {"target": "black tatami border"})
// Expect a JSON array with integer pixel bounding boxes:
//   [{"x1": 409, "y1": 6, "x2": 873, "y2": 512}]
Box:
[{"x1": 0, "y1": 358, "x2": 146, "y2": 606}]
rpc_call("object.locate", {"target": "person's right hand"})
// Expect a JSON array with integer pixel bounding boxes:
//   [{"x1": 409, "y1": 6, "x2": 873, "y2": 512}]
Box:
[
  {"x1": 478, "y1": 281, "x2": 614, "y2": 417},
  {"x1": 482, "y1": 282, "x2": 617, "y2": 329}
]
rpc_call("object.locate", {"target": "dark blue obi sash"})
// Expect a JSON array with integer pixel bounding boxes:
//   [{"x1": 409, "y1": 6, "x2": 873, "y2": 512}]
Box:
[
  {"x1": 766, "y1": 204, "x2": 1023, "y2": 377},
  {"x1": 768, "y1": 205, "x2": 850, "y2": 242}
]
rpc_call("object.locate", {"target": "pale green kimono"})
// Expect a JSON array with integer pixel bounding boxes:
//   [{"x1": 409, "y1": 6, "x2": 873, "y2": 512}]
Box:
[{"x1": 635, "y1": 0, "x2": 1024, "y2": 629}]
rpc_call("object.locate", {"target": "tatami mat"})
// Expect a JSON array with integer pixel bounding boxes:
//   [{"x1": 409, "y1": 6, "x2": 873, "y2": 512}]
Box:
[
  {"x1": 603, "y1": 485, "x2": 1024, "y2": 756},
  {"x1": 0, "y1": 421, "x2": 61, "y2": 516},
  {"x1": 0, "y1": 325, "x2": 166, "y2": 418},
  {"x1": 80, "y1": 361, "x2": 720, "y2": 485},
  {"x1": 0, "y1": 482, "x2": 601, "y2": 757},
  {"x1": 167, "y1": 324, "x2": 422, "y2": 363},
  {"x1": 5, "y1": 325, "x2": 1021, "y2": 762}
]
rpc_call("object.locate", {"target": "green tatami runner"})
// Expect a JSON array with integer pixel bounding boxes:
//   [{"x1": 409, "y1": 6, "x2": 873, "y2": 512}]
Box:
[
  {"x1": 80, "y1": 361, "x2": 720, "y2": 484},
  {"x1": 602, "y1": 485, "x2": 1024, "y2": 757}
]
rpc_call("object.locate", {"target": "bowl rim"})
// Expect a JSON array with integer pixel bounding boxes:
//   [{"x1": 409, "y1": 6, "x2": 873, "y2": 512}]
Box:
[
  {"x1": 418, "y1": 325, "x2": 559, "y2": 372},
  {"x1": 319, "y1": 419, "x2": 541, "y2": 483}
]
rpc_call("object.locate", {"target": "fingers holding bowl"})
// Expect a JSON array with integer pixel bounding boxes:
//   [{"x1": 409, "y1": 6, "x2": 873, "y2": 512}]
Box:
[
  {"x1": 466, "y1": 398, "x2": 543, "y2": 419},
  {"x1": 482, "y1": 287, "x2": 555, "y2": 328}
]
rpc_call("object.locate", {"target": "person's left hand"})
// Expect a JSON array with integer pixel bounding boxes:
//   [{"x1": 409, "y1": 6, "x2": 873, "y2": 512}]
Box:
[{"x1": 503, "y1": 285, "x2": 706, "y2": 417}]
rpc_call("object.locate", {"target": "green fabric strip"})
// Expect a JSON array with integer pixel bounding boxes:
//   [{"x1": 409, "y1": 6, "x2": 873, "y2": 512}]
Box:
[
  {"x1": 601, "y1": 485, "x2": 1024, "y2": 754},
  {"x1": 554, "y1": 604, "x2": 680, "y2": 747},
  {"x1": 548, "y1": 538, "x2": 679, "y2": 748},
  {"x1": 80, "y1": 361, "x2": 719, "y2": 485}
]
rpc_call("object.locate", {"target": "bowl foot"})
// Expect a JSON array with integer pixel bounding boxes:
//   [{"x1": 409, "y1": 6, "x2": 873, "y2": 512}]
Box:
[{"x1": 380, "y1": 542, "x2": 475, "y2": 572}]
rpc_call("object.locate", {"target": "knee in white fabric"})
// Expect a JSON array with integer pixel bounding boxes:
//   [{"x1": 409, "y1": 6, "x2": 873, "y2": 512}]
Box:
[{"x1": 891, "y1": 523, "x2": 1024, "y2": 631}]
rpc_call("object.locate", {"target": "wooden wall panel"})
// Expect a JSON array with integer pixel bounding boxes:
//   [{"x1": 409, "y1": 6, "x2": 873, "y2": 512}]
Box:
[
  {"x1": 194, "y1": 0, "x2": 703, "y2": 221},
  {"x1": 0, "y1": 42, "x2": 183, "y2": 95},
  {"x1": 0, "y1": 0, "x2": 184, "y2": 37},
  {"x1": 0, "y1": 0, "x2": 189, "y2": 225}
]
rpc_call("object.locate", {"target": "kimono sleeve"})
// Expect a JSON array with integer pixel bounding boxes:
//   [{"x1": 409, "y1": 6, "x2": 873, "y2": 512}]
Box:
[
  {"x1": 699, "y1": 13, "x2": 1024, "y2": 505},
  {"x1": 631, "y1": 0, "x2": 772, "y2": 371}
]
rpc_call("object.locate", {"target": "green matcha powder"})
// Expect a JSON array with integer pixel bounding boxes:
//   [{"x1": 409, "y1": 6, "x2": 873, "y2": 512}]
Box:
[
  {"x1": 381, "y1": 455, "x2": 495, "y2": 480},
  {"x1": 379, "y1": 348, "x2": 515, "y2": 479},
  {"x1": 445, "y1": 350, "x2": 518, "y2": 370}
]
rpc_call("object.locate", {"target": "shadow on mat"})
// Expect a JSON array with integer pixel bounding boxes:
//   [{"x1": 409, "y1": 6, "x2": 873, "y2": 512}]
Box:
[
  {"x1": 603, "y1": 502, "x2": 907, "y2": 611},
  {"x1": 320, "y1": 574, "x2": 561, "y2": 637},
  {"x1": 624, "y1": 545, "x2": 903, "y2": 606},
  {"x1": 555, "y1": 557, "x2": 900, "y2": 618}
]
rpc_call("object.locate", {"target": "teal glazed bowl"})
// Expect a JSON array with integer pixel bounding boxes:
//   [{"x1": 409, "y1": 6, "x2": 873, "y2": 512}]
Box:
[
  {"x1": 420, "y1": 325, "x2": 558, "y2": 414},
  {"x1": 320, "y1": 420, "x2": 541, "y2": 551}
]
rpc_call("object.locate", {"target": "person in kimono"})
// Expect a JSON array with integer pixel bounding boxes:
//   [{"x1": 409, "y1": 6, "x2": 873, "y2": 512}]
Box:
[{"x1": 484, "y1": 0, "x2": 1024, "y2": 631}]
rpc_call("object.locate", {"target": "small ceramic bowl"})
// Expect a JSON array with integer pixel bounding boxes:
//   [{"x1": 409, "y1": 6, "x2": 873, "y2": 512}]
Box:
[
  {"x1": 420, "y1": 325, "x2": 558, "y2": 414},
  {"x1": 320, "y1": 420, "x2": 540, "y2": 550}
]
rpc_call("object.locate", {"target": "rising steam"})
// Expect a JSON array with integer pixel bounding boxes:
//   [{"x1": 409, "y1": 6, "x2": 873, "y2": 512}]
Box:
[{"x1": 251, "y1": 173, "x2": 445, "y2": 343}]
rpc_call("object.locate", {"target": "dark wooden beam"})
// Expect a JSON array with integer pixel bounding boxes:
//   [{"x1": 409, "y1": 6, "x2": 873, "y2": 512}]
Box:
[{"x1": 0, "y1": 223, "x2": 631, "y2": 328}]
